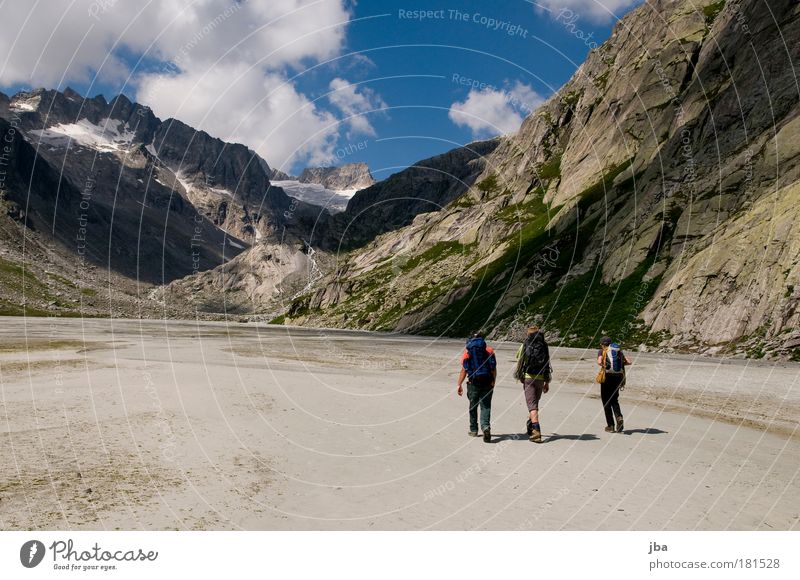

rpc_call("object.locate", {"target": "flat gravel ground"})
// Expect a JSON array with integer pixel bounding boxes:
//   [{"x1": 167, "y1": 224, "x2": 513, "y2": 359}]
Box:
[{"x1": 1, "y1": 317, "x2": 798, "y2": 530}]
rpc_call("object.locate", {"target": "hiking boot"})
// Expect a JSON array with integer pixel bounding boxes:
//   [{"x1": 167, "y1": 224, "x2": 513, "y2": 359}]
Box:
[
  {"x1": 530, "y1": 429, "x2": 542, "y2": 443},
  {"x1": 468, "y1": 431, "x2": 479, "y2": 437},
  {"x1": 604, "y1": 425, "x2": 615, "y2": 433},
  {"x1": 483, "y1": 429, "x2": 491, "y2": 442},
  {"x1": 526, "y1": 419, "x2": 533, "y2": 437},
  {"x1": 616, "y1": 416, "x2": 624, "y2": 433}
]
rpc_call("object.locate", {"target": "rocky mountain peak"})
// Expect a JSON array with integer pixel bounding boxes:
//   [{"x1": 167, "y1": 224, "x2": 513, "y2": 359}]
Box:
[
  {"x1": 152, "y1": 117, "x2": 272, "y2": 203},
  {"x1": 298, "y1": 162, "x2": 375, "y2": 191}
]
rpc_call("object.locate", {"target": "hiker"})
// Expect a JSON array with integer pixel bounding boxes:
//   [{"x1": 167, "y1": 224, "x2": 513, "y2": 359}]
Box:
[
  {"x1": 596, "y1": 336, "x2": 632, "y2": 433},
  {"x1": 457, "y1": 333, "x2": 497, "y2": 442},
  {"x1": 514, "y1": 326, "x2": 552, "y2": 443}
]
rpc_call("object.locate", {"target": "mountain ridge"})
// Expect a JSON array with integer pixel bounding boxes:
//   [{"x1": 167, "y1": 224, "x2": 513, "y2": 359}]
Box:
[
  {"x1": 297, "y1": 162, "x2": 375, "y2": 191},
  {"x1": 278, "y1": 0, "x2": 800, "y2": 359},
  {"x1": 0, "y1": 85, "x2": 329, "y2": 315}
]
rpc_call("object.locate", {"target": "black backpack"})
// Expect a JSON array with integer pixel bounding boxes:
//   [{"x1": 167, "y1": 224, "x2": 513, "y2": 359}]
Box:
[{"x1": 523, "y1": 333, "x2": 550, "y2": 378}]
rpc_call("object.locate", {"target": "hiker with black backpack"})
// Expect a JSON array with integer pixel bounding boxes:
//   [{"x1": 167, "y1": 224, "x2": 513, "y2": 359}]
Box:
[
  {"x1": 457, "y1": 333, "x2": 497, "y2": 442},
  {"x1": 596, "y1": 336, "x2": 632, "y2": 433},
  {"x1": 514, "y1": 326, "x2": 552, "y2": 443}
]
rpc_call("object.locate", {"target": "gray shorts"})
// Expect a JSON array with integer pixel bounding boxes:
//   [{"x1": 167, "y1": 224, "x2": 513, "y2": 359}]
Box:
[{"x1": 523, "y1": 378, "x2": 545, "y2": 411}]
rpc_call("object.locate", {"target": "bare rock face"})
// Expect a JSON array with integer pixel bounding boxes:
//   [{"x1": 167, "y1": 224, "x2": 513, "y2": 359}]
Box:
[
  {"x1": 269, "y1": 168, "x2": 294, "y2": 181},
  {"x1": 161, "y1": 240, "x2": 333, "y2": 316},
  {"x1": 152, "y1": 118, "x2": 270, "y2": 203},
  {"x1": 0, "y1": 91, "x2": 10, "y2": 117},
  {"x1": 279, "y1": 0, "x2": 800, "y2": 358},
  {"x1": 298, "y1": 162, "x2": 375, "y2": 191},
  {"x1": 643, "y1": 179, "x2": 800, "y2": 346}
]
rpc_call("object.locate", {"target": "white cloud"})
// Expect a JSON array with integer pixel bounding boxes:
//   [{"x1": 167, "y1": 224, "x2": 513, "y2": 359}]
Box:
[
  {"x1": 448, "y1": 81, "x2": 543, "y2": 139},
  {"x1": 138, "y1": 65, "x2": 340, "y2": 170},
  {"x1": 507, "y1": 81, "x2": 544, "y2": 116},
  {"x1": 536, "y1": 0, "x2": 642, "y2": 21},
  {"x1": 327, "y1": 78, "x2": 387, "y2": 139},
  {"x1": 0, "y1": 0, "x2": 367, "y2": 169},
  {"x1": 0, "y1": 1, "x2": 350, "y2": 87}
]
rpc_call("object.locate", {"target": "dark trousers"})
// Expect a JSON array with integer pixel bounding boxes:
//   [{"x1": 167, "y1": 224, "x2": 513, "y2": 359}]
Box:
[
  {"x1": 467, "y1": 375, "x2": 494, "y2": 432},
  {"x1": 600, "y1": 374, "x2": 624, "y2": 426}
]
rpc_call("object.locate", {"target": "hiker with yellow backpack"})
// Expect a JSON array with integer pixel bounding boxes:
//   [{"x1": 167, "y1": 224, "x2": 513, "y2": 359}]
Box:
[{"x1": 596, "y1": 336, "x2": 632, "y2": 433}]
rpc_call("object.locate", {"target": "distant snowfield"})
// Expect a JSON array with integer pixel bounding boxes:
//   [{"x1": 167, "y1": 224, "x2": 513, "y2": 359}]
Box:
[
  {"x1": 30, "y1": 118, "x2": 135, "y2": 153},
  {"x1": 175, "y1": 172, "x2": 233, "y2": 199},
  {"x1": 271, "y1": 180, "x2": 358, "y2": 213},
  {"x1": 9, "y1": 94, "x2": 42, "y2": 112}
]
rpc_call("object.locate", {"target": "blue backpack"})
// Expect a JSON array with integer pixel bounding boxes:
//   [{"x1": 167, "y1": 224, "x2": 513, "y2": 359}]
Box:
[
  {"x1": 605, "y1": 343, "x2": 625, "y2": 374},
  {"x1": 465, "y1": 337, "x2": 493, "y2": 379}
]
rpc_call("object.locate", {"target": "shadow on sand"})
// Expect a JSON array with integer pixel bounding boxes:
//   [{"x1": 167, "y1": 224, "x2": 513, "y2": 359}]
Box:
[
  {"x1": 546, "y1": 433, "x2": 600, "y2": 442},
  {"x1": 489, "y1": 433, "x2": 529, "y2": 443},
  {"x1": 488, "y1": 433, "x2": 603, "y2": 443},
  {"x1": 623, "y1": 427, "x2": 668, "y2": 435}
]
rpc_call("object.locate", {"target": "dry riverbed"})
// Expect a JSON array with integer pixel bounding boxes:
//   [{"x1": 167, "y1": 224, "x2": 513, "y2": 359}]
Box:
[{"x1": 1, "y1": 317, "x2": 798, "y2": 530}]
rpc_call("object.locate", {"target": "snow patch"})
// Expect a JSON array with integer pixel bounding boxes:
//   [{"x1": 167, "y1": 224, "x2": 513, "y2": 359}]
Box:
[
  {"x1": 271, "y1": 180, "x2": 355, "y2": 213},
  {"x1": 174, "y1": 172, "x2": 232, "y2": 199},
  {"x1": 30, "y1": 117, "x2": 136, "y2": 153},
  {"x1": 174, "y1": 174, "x2": 195, "y2": 196},
  {"x1": 228, "y1": 239, "x2": 245, "y2": 249},
  {"x1": 9, "y1": 94, "x2": 41, "y2": 112}
]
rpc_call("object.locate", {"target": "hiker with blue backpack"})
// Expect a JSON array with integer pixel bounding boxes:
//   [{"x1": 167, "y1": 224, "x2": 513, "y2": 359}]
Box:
[
  {"x1": 596, "y1": 336, "x2": 632, "y2": 433},
  {"x1": 457, "y1": 333, "x2": 497, "y2": 442}
]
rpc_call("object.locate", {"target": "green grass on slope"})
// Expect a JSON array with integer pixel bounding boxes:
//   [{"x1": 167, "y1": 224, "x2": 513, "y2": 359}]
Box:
[
  {"x1": 475, "y1": 174, "x2": 500, "y2": 195},
  {"x1": 0, "y1": 257, "x2": 58, "y2": 316},
  {"x1": 495, "y1": 189, "x2": 549, "y2": 224},
  {"x1": 0, "y1": 256, "x2": 95, "y2": 317},
  {"x1": 703, "y1": 1, "x2": 726, "y2": 24},
  {"x1": 401, "y1": 241, "x2": 464, "y2": 272},
  {"x1": 420, "y1": 197, "x2": 572, "y2": 337},
  {"x1": 418, "y1": 160, "x2": 668, "y2": 344},
  {"x1": 517, "y1": 259, "x2": 664, "y2": 348},
  {"x1": 535, "y1": 154, "x2": 562, "y2": 180}
]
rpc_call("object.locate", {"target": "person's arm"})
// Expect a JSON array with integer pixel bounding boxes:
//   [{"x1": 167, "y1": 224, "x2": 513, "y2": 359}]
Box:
[
  {"x1": 457, "y1": 368, "x2": 467, "y2": 396},
  {"x1": 624, "y1": 356, "x2": 632, "y2": 365},
  {"x1": 597, "y1": 355, "x2": 604, "y2": 365}
]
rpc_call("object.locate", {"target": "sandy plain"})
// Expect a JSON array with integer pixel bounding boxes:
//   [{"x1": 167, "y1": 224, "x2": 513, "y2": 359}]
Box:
[{"x1": 1, "y1": 317, "x2": 798, "y2": 530}]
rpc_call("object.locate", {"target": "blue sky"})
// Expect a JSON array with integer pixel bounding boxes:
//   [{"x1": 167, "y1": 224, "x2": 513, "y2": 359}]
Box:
[{"x1": 0, "y1": 0, "x2": 642, "y2": 178}]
